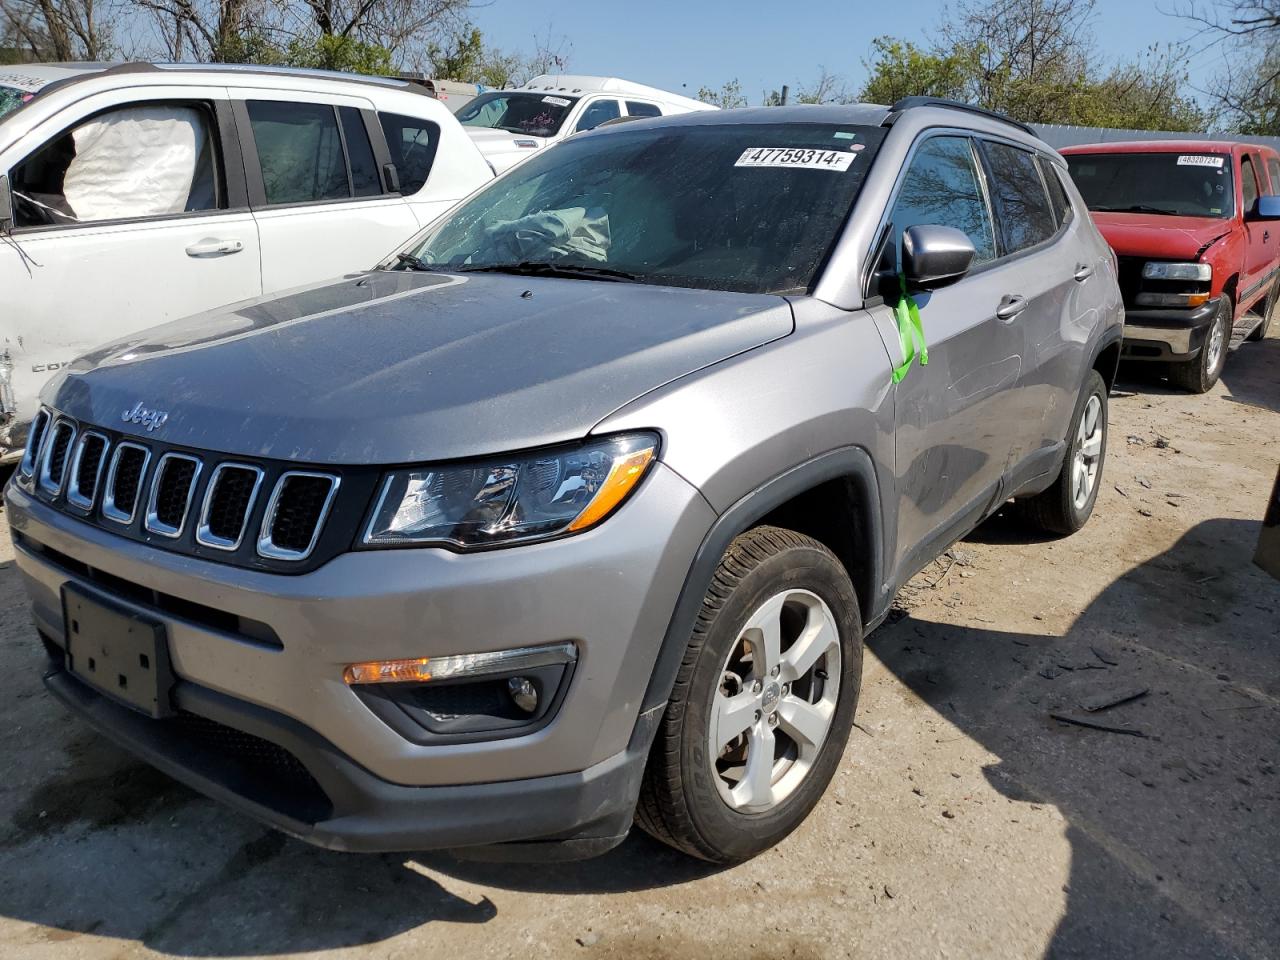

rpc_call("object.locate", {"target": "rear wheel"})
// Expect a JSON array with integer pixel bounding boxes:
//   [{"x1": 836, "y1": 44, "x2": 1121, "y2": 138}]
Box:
[
  {"x1": 1169, "y1": 295, "x2": 1230, "y2": 393},
  {"x1": 636, "y1": 526, "x2": 862, "y2": 863},
  {"x1": 1015, "y1": 369, "x2": 1108, "y2": 536}
]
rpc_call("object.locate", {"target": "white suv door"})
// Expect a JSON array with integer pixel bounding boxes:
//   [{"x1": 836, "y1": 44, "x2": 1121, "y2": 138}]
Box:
[
  {"x1": 0, "y1": 84, "x2": 262, "y2": 438},
  {"x1": 231, "y1": 89, "x2": 420, "y2": 292}
]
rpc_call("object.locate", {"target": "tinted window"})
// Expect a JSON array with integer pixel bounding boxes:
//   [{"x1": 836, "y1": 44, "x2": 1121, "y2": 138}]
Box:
[
  {"x1": 1242, "y1": 156, "x2": 1260, "y2": 214},
  {"x1": 405, "y1": 122, "x2": 888, "y2": 294},
  {"x1": 575, "y1": 99, "x2": 621, "y2": 132},
  {"x1": 455, "y1": 91, "x2": 578, "y2": 137},
  {"x1": 1066, "y1": 152, "x2": 1234, "y2": 219},
  {"x1": 626, "y1": 101, "x2": 662, "y2": 118},
  {"x1": 1267, "y1": 157, "x2": 1280, "y2": 194},
  {"x1": 11, "y1": 102, "x2": 220, "y2": 228},
  {"x1": 339, "y1": 106, "x2": 380, "y2": 197},
  {"x1": 378, "y1": 113, "x2": 439, "y2": 195},
  {"x1": 889, "y1": 135, "x2": 996, "y2": 266},
  {"x1": 248, "y1": 101, "x2": 348, "y2": 205},
  {"x1": 1040, "y1": 157, "x2": 1074, "y2": 228},
  {"x1": 983, "y1": 141, "x2": 1056, "y2": 253}
]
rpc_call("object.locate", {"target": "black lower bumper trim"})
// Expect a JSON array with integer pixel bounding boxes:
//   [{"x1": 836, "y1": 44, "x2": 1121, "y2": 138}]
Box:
[{"x1": 44, "y1": 667, "x2": 656, "y2": 856}]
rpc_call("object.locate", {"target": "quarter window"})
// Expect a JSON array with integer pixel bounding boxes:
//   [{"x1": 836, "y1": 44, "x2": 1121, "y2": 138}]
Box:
[
  {"x1": 889, "y1": 135, "x2": 997, "y2": 266},
  {"x1": 1040, "y1": 157, "x2": 1074, "y2": 229},
  {"x1": 983, "y1": 141, "x2": 1057, "y2": 253},
  {"x1": 378, "y1": 113, "x2": 439, "y2": 195},
  {"x1": 11, "y1": 102, "x2": 221, "y2": 228},
  {"x1": 247, "y1": 100, "x2": 348, "y2": 205},
  {"x1": 1242, "y1": 155, "x2": 1260, "y2": 213},
  {"x1": 625, "y1": 101, "x2": 662, "y2": 118},
  {"x1": 575, "y1": 99, "x2": 622, "y2": 132}
]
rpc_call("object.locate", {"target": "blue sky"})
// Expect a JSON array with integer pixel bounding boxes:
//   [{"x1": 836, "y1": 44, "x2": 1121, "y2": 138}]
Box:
[{"x1": 467, "y1": 0, "x2": 1226, "y2": 104}]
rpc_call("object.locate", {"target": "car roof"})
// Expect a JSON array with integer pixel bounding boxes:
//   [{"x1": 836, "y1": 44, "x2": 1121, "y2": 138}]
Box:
[
  {"x1": 1060, "y1": 140, "x2": 1263, "y2": 155},
  {"x1": 0, "y1": 62, "x2": 115, "y2": 92},
  {"x1": 515, "y1": 74, "x2": 713, "y2": 111}
]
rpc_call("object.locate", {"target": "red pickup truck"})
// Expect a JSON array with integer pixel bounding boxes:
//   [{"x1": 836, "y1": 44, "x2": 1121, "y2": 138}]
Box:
[{"x1": 1062, "y1": 140, "x2": 1279, "y2": 392}]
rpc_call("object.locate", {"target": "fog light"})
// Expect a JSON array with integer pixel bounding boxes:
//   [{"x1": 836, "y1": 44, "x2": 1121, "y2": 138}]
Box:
[{"x1": 507, "y1": 676, "x2": 539, "y2": 713}]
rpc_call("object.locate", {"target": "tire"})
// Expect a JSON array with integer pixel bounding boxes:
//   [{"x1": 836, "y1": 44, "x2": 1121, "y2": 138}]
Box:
[
  {"x1": 1248, "y1": 281, "x2": 1276, "y2": 342},
  {"x1": 1014, "y1": 369, "x2": 1108, "y2": 536},
  {"x1": 1169, "y1": 294, "x2": 1230, "y2": 393},
  {"x1": 635, "y1": 526, "x2": 863, "y2": 863}
]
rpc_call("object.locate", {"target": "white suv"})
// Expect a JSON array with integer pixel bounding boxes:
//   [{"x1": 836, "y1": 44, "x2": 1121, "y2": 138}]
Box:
[
  {"x1": 0, "y1": 62, "x2": 494, "y2": 460},
  {"x1": 456, "y1": 74, "x2": 714, "y2": 173}
]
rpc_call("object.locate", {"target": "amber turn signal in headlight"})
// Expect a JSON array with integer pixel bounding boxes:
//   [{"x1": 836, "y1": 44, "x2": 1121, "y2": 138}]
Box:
[{"x1": 343, "y1": 642, "x2": 578, "y2": 685}]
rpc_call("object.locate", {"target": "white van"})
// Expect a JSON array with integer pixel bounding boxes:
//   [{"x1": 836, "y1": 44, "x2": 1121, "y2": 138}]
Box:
[
  {"x1": 456, "y1": 74, "x2": 715, "y2": 173},
  {"x1": 0, "y1": 62, "x2": 493, "y2": 460}
]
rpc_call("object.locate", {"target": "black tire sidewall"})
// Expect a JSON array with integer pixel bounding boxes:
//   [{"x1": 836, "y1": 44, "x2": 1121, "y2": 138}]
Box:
[{"x1": 677, "y1": 541, "x2": 862, "y2": 861}]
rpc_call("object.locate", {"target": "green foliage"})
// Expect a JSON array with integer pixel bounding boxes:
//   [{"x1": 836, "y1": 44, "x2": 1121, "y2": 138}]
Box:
[
  {"x1": 697, "y1": 78, "x2": 747, "y2": 109},
  {"x1": 860, "y1": 36, "x2": 977, "y2": 105}
]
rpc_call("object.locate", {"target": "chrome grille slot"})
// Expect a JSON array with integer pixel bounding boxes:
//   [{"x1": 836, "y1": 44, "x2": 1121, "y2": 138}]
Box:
[
  {"x1": 103, "y1": 443, "x2": 151, "y2": 524},
  {"x1": 258, "y1": 472, "x2": 340, "y2": 561},
  {"x1": 197, "y1": 464, "x2": 264, "y2": 551},
  {"x1": 18, "y1": 408, "x2": 50, "y2": 480},
  {"x1": 66, "y1": 432, "x2": 109, "y2": 510},
  {"x1": 37, "y1": 419, "x2": 76, "y2": 495},
  {"x1": 145, "y1": 452, "x2": 202, "y2": 538}
]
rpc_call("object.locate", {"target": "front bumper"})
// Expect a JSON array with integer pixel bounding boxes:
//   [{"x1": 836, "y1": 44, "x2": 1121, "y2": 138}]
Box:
[
  {"x1": 7, "y1": 462, "x2": 714, "y2": 852},
  {"x1": 1120, "y1": 298, "x2": 1220, "y2": 361}
]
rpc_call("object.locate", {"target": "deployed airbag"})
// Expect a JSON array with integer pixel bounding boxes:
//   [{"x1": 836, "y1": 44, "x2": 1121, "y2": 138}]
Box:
[
  {"x1": 63, "y1": 106, "x2": 206, "y2": 221},
  {"x1": 483, "y1": 206, "x2": 611, "y2": 262}
]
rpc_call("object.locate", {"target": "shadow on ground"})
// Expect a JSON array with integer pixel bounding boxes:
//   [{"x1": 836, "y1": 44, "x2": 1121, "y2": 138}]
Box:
[{"x1": 871, "y1": 515, "x2": 1280, "y2": 959}]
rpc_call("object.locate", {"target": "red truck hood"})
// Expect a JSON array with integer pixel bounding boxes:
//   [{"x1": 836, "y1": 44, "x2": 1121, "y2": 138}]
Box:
[{"x1": 1091, "y1": 212, "x2": 1231, "y2": 260}]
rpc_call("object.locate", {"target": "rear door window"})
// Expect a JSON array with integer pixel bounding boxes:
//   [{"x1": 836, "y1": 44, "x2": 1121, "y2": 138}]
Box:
[
  {"x1": 1241, "y1": 155, "x2": 1260, "y2": 215},
  {"x1": 625, "y1": 101, "x2": 663, "y2": 118},
  {"x1": 982, "y1": 141, "x2": 1057, "y2": 254},
  {"x1": 246, "y1": 100, "x2": 349, "y2": 205},
  {"x1": 339, "y1": 106, "x2": 381, "y2": 197},
  {"x1": 889, "y1": 135, "x2": 997, "y2": 266},
  {"x1": 575, "y1": 99, "x2": 622, "y2": 132},
  {"x1": 1039, "y1": 157, "x2": 1074, "y2": 229},
  {"x1": 377, "y1": 112, "x2": 439, "y2": 195},
  {"x1": 1266, "y1": 157, "x2": 1280, "y2": 194}
]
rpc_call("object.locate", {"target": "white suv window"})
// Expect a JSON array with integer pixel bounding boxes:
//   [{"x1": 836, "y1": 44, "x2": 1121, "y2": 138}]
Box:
[
  {"x1": 246, "y1": 100, "x2": 350, "y2": 205},
  {"x1": 11, "y1": 102, "x2": 220, "y2": 227},
  {"x1": 575, "y1": 99, "x2": 621, "y2": 133}
]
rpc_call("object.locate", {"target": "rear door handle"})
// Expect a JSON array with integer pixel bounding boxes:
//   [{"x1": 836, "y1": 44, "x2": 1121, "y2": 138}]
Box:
[
  {"x1": 185, "y1": 238, "x2": 244, "y2": 258},
  {"x1": 1073, "y1": 263, "x2": 1094, "y2": 282},
  {"x1": 996, "y1": 294, "x2": 1027, "y2": 321}
]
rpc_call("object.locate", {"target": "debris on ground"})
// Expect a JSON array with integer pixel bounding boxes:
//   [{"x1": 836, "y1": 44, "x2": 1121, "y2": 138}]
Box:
[
  {"x1": 1049, "y1": 712, "x2": 1148, "y2": 737},
  {"x1": 1080, "y1": 686, "x2": 1149, "y2": 713},
  {"x1": 1091, "y1": 645, "x2": 1120, "y2": 666}
]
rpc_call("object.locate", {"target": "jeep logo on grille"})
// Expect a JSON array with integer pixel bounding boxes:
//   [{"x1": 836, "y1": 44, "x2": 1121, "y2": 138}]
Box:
[{"x1": 121, "y1": 401, "x2": 169, "y2": 432}]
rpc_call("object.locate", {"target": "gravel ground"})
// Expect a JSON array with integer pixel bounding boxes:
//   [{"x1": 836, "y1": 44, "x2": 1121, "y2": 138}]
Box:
[{"x1": 0, "y1": 331, "x2": 1277, "y2": 960}]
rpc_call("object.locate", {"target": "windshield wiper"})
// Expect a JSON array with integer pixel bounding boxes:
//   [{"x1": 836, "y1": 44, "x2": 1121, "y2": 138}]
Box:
[
  {"x1": 389, "y1": 252, "x2": 433, "y2": 271},
  {"x1": 455, "y1": 261, "x2": 643, "y2": 283},
  {"x1": 1093, "y1": 204, "x2": 1181, "y2": 216}
]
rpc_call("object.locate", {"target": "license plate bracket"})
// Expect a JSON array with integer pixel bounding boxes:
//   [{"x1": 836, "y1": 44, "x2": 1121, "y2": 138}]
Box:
[{"x1": 63, "y1": 584, "x2": 174, "y2": 718}]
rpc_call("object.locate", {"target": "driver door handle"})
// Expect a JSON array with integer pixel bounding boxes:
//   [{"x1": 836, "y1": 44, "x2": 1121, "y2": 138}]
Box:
[
  {"x1": 186, "y1": 237, "x2": 244, "y2": 258},
  {"x1": 996, "y1": 294, "x2": 1027, "y2": 321},
  {"x1": 1073, "y1": 263, "x2": 1094, "y2": 282}
]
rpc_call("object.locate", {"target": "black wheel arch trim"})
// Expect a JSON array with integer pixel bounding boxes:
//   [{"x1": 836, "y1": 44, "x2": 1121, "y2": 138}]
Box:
[{"x1": 640, "y1": 446, "x2": 886, "y2": 714}]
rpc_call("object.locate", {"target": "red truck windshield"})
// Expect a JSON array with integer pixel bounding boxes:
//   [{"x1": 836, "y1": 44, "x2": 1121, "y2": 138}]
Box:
[{"x1": 1067, "y1": 152, "x2": 1235, "y2": 219}]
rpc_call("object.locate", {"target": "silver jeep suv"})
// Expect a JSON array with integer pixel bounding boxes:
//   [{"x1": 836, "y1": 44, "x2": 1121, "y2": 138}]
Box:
[{"x1": 7, "y1": 98, "x2": 1123, "y2": 863}]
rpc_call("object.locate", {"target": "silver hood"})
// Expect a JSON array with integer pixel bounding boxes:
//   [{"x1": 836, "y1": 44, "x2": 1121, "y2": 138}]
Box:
[{"x1": 47, "y1": 271, "x2": 794, "y2": 465}]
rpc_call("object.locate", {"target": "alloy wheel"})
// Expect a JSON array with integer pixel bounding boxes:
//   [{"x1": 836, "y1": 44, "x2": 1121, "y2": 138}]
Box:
[{"x1": 1072, "y1": 393, "x2": 1104, "y2": 510}]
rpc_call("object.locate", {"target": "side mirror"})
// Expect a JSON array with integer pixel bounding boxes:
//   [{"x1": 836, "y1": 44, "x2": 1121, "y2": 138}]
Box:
[
  {"x1": 902, "y1": 224, "x2": 976, "y2": 289},
  {"x1": 0, "y1": 174, "x2": 13, "y2": 233},
  {"x1": 1255, "y1": 195, "x2": 1280, "y2": 220}
]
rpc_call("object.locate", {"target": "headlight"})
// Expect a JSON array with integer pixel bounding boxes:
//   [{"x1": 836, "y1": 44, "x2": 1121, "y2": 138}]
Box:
[
  {"x1": 1142, "y1": 261, "x2": 1211, "y2": 281},
  {"x1": 363, "y1": 432, "x2": 658, "y2": 548}
]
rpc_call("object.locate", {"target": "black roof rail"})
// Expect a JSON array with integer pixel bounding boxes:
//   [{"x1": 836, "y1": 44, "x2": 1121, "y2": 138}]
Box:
[{"x1": 885, "y1": 96, "x2": 1037, "y2": 137}]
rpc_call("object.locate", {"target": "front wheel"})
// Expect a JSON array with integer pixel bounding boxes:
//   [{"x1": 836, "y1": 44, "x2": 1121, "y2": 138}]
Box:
[
  {"x1": 635, "y1": 526, "x2": 863, "y2": 863},
  {"x1": 1014, "y1": 369, "x2": 1108, "y2": 536},
  {"x1": 1170, "y1": 295, "x2": 1230, "y2": 392}
]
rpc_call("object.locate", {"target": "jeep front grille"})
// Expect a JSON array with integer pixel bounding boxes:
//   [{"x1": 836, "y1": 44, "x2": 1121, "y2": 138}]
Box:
[{"x1": 23, "y1": 410, "x2": 348, "y2": 570}]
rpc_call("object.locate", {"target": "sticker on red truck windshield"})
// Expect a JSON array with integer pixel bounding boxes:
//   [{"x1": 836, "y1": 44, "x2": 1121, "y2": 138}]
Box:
[
  {"x1": 735, "y1": 147, "x2": 856, "y2": 171},
  {"x1": 1177, "y1": 155, "x2": 1225, "y2": 167}
]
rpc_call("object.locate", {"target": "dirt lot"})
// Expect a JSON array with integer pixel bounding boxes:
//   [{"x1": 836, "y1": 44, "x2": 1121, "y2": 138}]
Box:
[{"x1": 0, "y1": 333, "x2": 1276, "y2": 960}]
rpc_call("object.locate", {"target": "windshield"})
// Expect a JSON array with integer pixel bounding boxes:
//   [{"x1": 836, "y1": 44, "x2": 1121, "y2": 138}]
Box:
[
  {"x1": 455, "y1": 91, "x2": 580, "y2": 137},
  {"x1": 0, "y1": 84, "x2": 34, "y2": 120},
  {"x1": 1067, "y1": 152, "x2": 1235, "y2": 219},
  {"x1": 401, "y1": 122, "x2": 886, "y2": 294}
]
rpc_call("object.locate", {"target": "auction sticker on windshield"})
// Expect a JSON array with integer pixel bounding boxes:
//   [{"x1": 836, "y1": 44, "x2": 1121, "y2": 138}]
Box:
[
  {"x1": 735, "y1": 147, "x2": 856, "y2": 171},
  {"x1": 1177, "y1": 155, "x2": 1225, "y2": 167},
  {"x1": 542, "y1": 96, "x2": 571, "y2": 106}
]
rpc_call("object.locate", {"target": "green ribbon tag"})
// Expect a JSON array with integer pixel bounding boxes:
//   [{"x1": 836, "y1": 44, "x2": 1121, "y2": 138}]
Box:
[{"x1": 891, "y1": 273, "x2": 928, "y2": 384}]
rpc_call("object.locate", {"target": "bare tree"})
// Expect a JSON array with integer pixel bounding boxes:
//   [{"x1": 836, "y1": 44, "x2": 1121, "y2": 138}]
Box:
[
  {"x1": 796, "y1": 65, "x2": 855, "y2": 104},
  {"x1": 1, "y1": 0, "x2": 114, "y2": 59},
  {"x1": 1175, "y1": 1, "x2": 1280, "y2": 133}
]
